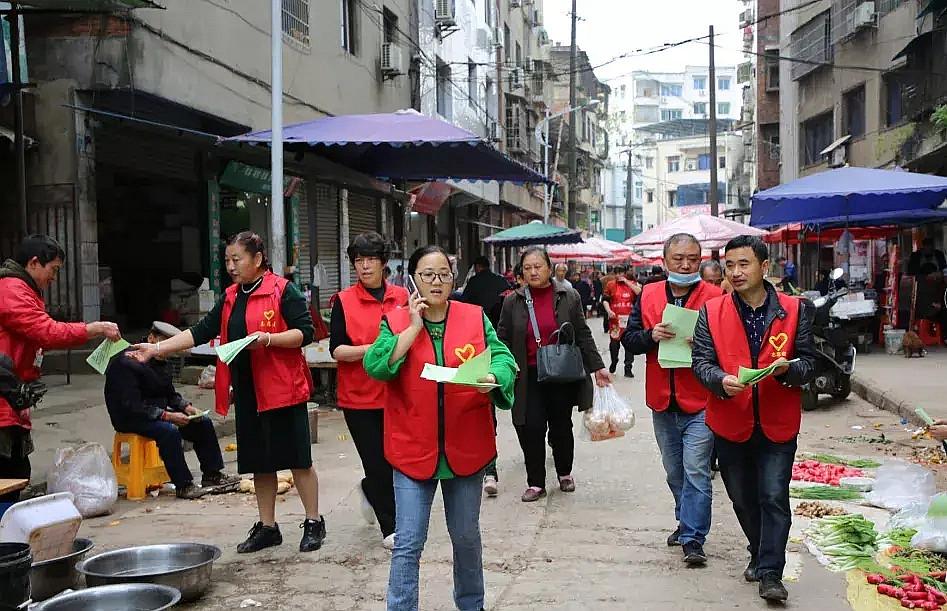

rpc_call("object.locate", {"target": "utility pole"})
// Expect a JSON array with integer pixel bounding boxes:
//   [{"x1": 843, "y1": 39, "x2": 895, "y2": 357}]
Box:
[
  {"x1": 9, "y1": 6, "x2": 27, "y2": 236},
  {"x1": 567, "y1": 0, "x2": 578, "y2": 229},
  {"x1": 270, "y1": 0, "x2": 286, "y2": 276},
  {"x1": 708, "y1": 24, "x2": 719, "y2": 218},
  {"x1": 623, "y1": 150, "x2": 634, "y2": 239}
]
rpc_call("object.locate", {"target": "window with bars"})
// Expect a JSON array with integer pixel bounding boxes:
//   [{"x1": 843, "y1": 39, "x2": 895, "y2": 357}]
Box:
[
  {"x1": 790, "y1": 11, "x2": 832, "y2": 80},
  {"x1": 505, "y1": 104, "x2": 522, "y2": 151},
  {"x1": 283, "y1": 0, "x2": 310, "y2": 48}
]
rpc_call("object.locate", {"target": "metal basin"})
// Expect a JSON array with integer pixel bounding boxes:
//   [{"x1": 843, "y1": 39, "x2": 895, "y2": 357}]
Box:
[
  {"x1": 30, "y1": 538, "x2": 94, "y2": 602},
  {"x1": 76, "y1": 543, "x2": 220, "y2": 602},
  {"x1": 33, "y1": 583, "x2": 181, "y2": 611}
]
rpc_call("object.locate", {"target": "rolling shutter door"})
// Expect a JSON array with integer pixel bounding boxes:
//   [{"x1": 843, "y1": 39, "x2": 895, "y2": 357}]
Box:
[
  {"x1": 348, "y1": 191, "x2": 380, "y2": 240},
  {"x1": 94, "y1": 124, "x2": 198, "y2": 183},
  {"x1": 313, "y1": 183, "x2": 340, "y2": 307}
]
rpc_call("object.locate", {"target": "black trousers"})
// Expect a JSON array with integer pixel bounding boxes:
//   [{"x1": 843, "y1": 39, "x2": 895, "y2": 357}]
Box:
[
  {"x1": 0, "y1": 427, "x2": 31, "y2": 503},
  {"x1": 342, "y1": 408, "x2": 396, "y2": 537},
  {"x1": 715, "y1": 429, "x2": 797, "y2": 577},
  {"x1": 608, "y1": 339, "x2": 633, "y2": 372},
  {"x1": 118, "y1": 418, "x2": 224, "y2": 488},
  {"x1": 514, "y1": 368, "x2": 577, "y2": 489}
]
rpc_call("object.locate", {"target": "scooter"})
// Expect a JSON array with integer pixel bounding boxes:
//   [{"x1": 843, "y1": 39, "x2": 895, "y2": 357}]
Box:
[{"x1": 802, "y1": 268, "x2": 858, "y2": 411}]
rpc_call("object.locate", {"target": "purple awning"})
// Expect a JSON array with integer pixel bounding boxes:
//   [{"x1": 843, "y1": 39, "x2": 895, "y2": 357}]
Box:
[{"x1": 226, "y1": 109, "x2": 549, "y2": 184}]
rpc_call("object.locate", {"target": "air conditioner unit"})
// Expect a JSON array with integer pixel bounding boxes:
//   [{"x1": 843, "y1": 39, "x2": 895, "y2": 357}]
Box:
[
  {"x1": 435, "y1": 0, "x2": 456, "y2": 27},
  {"x1": 381, "y1": 43, "x2": 403, "y2": 76},
  {"x1": 852, "y1": 1, "x2": 876, "y2": 30}
]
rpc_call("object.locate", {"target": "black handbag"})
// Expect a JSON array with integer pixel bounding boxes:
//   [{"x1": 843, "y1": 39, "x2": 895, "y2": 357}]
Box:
[{"x1": 524, "y1": 287, "x2": 587, "y2": 383}]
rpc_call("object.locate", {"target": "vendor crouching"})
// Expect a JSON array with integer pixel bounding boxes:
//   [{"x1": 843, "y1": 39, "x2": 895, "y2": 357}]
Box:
[{"x1": 104, "y1": 321, "x2": 239, "y2": 499}]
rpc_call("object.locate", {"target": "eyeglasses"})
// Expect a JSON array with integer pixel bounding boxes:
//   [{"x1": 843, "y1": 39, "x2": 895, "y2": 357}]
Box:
[{"x1": 417, "y1": 271, "x2": 454, "y2": 284}]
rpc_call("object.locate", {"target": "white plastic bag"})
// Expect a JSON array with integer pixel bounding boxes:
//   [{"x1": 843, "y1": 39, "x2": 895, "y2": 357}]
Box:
[
  {"x1": 198, "y1": 365, "x2": 216, "y2": 389},
  {"x1": 911, "y1": 494, "x2": 947, "y2": 553},
  {"x1": 885, "y1": 499, "x2": 931, "y2": 532},
  {"x1": 582, "y1": 384, "x2": 635, "y2": 442},
  {"x1": 865, "y1": 460, "x2": 935, "y2": 512},
  {"x1": 46, "y1": 443, "x2": 118, "y2": 518}
]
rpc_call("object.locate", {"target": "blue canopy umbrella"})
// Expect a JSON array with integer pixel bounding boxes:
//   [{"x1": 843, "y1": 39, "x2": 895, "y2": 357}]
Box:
[
  {"x1": 750, "y1": 167, "x2": 947, "y2": 228},
  {"x1": 226, "y1": 109, "x2": 549, "y2": 184}
]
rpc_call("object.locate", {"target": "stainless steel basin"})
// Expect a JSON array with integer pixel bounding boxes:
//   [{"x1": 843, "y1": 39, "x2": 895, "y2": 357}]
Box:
[
  {"x1": 32, "y1": 583, "x2": 181, "y2": 610},
  {"x1": 75, "y1": 543, "x2": 220, "y2": 602},
  {"x1": 29, "y1": 538, "x2": 94, "y2": 601}
]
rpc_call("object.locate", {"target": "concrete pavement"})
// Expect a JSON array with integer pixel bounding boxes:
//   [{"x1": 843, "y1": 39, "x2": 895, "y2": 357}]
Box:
[
  {"x1": 851, "y1": 347, "x2": 947, "y2": 426},
  {"x1": 38, "y1": 325, "x2": 872, "y2": 610}
]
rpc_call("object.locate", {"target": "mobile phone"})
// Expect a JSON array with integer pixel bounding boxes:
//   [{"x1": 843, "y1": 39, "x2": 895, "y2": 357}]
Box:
[{"x1": 405, "y1": 273, "x2": 419, "y2": 297}]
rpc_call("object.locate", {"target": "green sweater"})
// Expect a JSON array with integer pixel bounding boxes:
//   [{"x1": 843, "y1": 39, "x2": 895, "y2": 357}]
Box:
[{"x1": 364, "y1": 312, "x2": 517, "y2": 479}]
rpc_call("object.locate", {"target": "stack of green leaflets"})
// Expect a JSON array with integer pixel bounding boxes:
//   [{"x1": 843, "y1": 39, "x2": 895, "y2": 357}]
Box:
[
  {"x1": 86, "y1": 338, "x2": 131, "y2": 375},
  {"x1": 916, "y1": 407, "x2": 936, "y2": 426},
  {"x1": 420, "y1": 347, "x2": 498, "y2": 388},
  {"x1": 657, "y1": 304, "x2": 699, "y2": 369},
  {"x1": 737, "y1": 358, "x2": 800, "y2": 385},
  {"x1": 215, "y1": 335, "x2": 259, "y2": 365},
  {"x1": 187, "y1": 410, "x2": 210, "y2": 420}
]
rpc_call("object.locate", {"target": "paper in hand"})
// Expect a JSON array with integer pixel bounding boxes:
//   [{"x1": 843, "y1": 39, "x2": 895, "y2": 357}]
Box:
[
  {"x1": 86, "y1": 338, "x2": 131, "y2": 375},
  {"x1": 187, "y1": 410, "x2": 210, "y2": 421},
  {"x1": 420, "y1": 347, "x2": 498, "y2": 388},
  {"x1": 657, "y1": 304, "x2": 699, "y2": 369},
  {"x1": 215, "y1": 335, "x2": 259, "y2": 365},
  {"x1": 737, "y1": 358, "x2": 800, "y2": 385}
]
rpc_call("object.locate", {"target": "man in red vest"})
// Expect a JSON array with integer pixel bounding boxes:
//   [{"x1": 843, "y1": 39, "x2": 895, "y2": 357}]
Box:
[
  {"x1": 692, "y1": 235, "x2": 815, "y2": 603},
  {"x1": 622, "y1": 233, "x2": 722, "y2": 567},
  {"x1": 603, "y1": 267, "x2": 640, "y2": 377},
  {"x1": 330, "y1": 232, "x2": 408, "y2": 550}
]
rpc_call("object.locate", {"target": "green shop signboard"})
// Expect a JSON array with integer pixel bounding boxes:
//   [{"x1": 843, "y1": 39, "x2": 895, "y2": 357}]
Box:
[{"x1": 220, "y1": 160, "x2": 296, "y2": 195}]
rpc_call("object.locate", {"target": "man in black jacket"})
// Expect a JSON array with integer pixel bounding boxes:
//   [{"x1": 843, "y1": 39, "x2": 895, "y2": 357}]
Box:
[
  {"x1": 461, "y1": 255, "x2": 512, "y2": 327},
  {"x1": 104, "y1": 322, "x2": 238, "y2": 499}
]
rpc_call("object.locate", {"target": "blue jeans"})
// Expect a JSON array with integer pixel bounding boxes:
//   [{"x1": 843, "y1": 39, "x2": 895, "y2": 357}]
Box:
[
  {"x1": 387, "y1": 469, "x2": 485, "y2": 611},
  {"x1": 715, "y1": 429, "x2": 797, "y2": 576},
  {"x1": 651, "y1": 409, "x2": 714, "y2": 545}
]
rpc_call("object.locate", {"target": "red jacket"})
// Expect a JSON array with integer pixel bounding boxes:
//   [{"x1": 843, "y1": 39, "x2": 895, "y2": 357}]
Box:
[
  {"x1": 214, "y1": 272, "x2": 313, "y2": 416},
  {"x1": 704, "y1": 291, "x2": 802, "y2": 443},
  {"x1": 335, "y1": 282, "x2": 408, "y2": 409},
  {"x1": 384, "y1": 302, "x2": 495, "y2": 480},
  {"x1": 0, "y1": 274, "x2": 88, "y2": 429},
  {"x1": 641, "y1": 281, "x2": 722, "y2": 414}
]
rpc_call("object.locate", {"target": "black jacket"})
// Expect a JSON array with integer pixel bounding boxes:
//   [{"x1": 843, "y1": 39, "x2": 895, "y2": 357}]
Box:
[
  {"x1": 497, "y1": 283, "x2": 605, "y2": 426},
  {"x1": 462, "y1": 270, "x2": 512, "y2": 325},
  {"x1": 692, "y1": 283, "x2": 816, "y2": 402},
  {"x1": 104, "y1": 351, "x2": 189, "y2": 431}
]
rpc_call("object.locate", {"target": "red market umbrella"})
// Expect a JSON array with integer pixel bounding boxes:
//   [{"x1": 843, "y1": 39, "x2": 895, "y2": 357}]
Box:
[
  {"x1": 625, "y1": 214, "x2": 767, "y2": 250},
  {"x1": 764, "y1": 223, "x2": 899, "y2": 244}
]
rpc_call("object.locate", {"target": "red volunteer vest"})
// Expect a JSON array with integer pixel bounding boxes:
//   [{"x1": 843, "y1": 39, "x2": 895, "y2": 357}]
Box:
[
  {"x1": 609, "y1": 281, "x2": 636, "y2": 317},
  {"x1": 335, "y1": 282, "x2": 409, "y2": 409},
  {"x1": 704, "y1": 291, "x2": 802, "y2": 443},
  {"x1": 214, "y1": 272, "x2": 313, "y2": 416},
  {"x1": 641, "y1": 280, "x2": 722, "y2": 413},
  {"x1": 384, "y1": 302, "x2": 495, "y2": 480}
]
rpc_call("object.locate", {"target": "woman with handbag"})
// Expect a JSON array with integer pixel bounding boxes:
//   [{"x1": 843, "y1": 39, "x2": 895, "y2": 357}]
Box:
[{"x1": 497, "y1": 247, "x2": 612, "y2": 502}]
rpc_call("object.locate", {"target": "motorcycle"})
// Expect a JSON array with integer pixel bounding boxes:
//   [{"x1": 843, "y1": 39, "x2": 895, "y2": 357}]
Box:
[{"x1": 801, "y1": 268, "x2": 859, "y2": 411}]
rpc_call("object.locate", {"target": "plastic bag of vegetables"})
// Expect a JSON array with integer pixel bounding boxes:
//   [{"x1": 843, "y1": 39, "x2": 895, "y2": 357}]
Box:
[
  {"x1": 912, "y1": 494, "x2": 947, "y2": 553},
  {"x1": 581, "y1": 384, "x2": 635, "y2": 442}
]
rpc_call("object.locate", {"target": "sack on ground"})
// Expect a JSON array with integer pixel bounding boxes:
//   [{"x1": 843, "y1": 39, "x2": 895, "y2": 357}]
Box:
[
  {"x1": 198, "y1": 365, "x2": 216, "y2": 389},
  {"x1": 46, "y1": 443, "x2": 118, "y2": 518},
  {"x1": 866, "y1": 460, "x2": 935, "y2": 512},
  {"x1": 582, "y1": 384, "x2": 635, "y2": 442}
]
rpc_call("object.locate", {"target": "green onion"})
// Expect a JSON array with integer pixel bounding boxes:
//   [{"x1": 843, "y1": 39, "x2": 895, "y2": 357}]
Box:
[
  {"x1": 790, "y1": 485, "x2": 863, "y2": 501},
  {"x1": 799, "y1": 453, "x2": 881, "y2": 469}
]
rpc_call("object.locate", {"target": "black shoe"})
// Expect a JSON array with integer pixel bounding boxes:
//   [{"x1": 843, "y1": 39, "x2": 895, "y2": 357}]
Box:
[
  {"x1": 624, "y1": 367, "x2": 634, "y2": 378},
  {"x1": 682, "y1": 541, "x2": 707, "y2": 566},
  {"x1": 237, "y1": 522, "x2": 282, "y2": 554},
  {"x1": 299, "y1": 516, "x2": 326, "y2": 552},
  {"x1": 609, "y1": 361, "x2": 618, "y2": 374},
  {"x1": 175, "y1": 483, "x2": 206, "y2": 500},
  {"x1": 744, "y1": 558, "x2": 759, "y2": 582},
  {"x1": 667, "y1": 526, "x2": 682, "y2": 546},
  {"x1": 758, "y1": 572, "x2": 788, "y2": 602},
  {"x1": 201, "y1": 472, "x2": 241, "y2": 492}
]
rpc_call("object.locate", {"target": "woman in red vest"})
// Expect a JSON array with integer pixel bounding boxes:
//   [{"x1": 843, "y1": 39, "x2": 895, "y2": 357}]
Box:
[
  {"x1": 602, "y1": 267, "x2": 641, "y2": 377},
  {"x1": 364, "y1": 245, "x2": 516, "y2": 611},
  {"x1": 692, "y1": 235, "x2": 815, "y2": 603},
  {"x1": 330, "y1": 232, "x2": 408, "y2": 549},
  {"x1": 129, "y1": 231, "x2": 325, "y2": 555}
]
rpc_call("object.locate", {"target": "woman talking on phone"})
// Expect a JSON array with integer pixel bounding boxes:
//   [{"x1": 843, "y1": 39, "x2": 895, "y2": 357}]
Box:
[{"x1": 364, "y1": 245, "x2": 517, "y2": 611}]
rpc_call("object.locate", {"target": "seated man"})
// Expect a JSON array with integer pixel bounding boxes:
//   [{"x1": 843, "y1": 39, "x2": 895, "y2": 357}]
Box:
[{"x1": 104, "y1": 322, "x2": 238, "y2": 499}]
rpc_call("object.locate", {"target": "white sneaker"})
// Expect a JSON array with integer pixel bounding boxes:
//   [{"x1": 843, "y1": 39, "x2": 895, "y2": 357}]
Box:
[
  {"x1": 383, "y1": 533, "x2": 396, "y2": 550},
  {"x1": 357, "y1": 486, "x2": 376, "y2": 525},
  {"x1": 483, "y1": 475, "x2": 498, "y2": 497}
]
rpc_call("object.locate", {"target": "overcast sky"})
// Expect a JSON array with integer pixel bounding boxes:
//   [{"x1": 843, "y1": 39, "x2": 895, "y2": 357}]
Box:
[{"x1": 542, "y1": 0, "x2": 747, "y2": 81}]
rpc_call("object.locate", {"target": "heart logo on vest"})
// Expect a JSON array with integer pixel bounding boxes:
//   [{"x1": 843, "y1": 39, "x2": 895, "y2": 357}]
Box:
[
  {"x1": 454, "y1": 343, "x2": 476, "y2": 363},
  {"x1": 261, "y1": 309, "x2": 276, "y2": 329},
  {"x1": 768, "y1": 332, "x2": 788, "y2": 357}
]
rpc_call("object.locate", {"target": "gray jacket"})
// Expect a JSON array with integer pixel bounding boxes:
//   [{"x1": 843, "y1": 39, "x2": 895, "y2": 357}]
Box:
[
  {"x1": 692, "y1": 282, "x2": 816, "y2": 400},
  {"x1": 497, "y1": 283, "x2": 606, "y2": 426}
]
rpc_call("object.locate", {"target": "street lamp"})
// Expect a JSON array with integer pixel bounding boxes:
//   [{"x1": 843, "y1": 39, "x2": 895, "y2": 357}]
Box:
[{"x1": 535, "y1": 99, "x2": 601, "y2": 223}]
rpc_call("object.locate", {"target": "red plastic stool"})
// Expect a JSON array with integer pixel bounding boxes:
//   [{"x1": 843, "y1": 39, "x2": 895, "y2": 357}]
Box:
[{"x1": 918, "y1": 319, "x2": 943, "y2": 346}]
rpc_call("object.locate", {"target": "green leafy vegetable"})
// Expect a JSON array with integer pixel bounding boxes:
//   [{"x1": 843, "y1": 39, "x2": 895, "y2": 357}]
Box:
[
  {"x1": 799, "y1": 453, "x2": 881, "y2": 469},
  {"x1": 807, "y1": 514, "x2": 879, "y2": 571},
  {"x1": 790, "y1": 485, "x2": 863, "y2": 501},
  {"x1": 880, "y1": 528, "x2": 919, "y2": 549}
]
